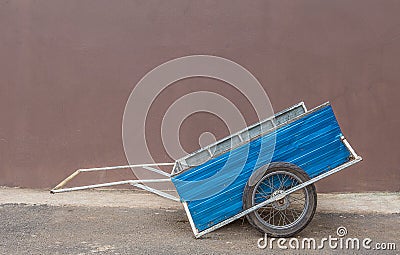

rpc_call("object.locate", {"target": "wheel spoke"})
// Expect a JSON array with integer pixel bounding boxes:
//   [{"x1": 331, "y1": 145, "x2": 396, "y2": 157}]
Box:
[
  {"x1": 258, "y1": 185, "x2": 269, "y2": 197},
  {"x1": 266, "y1": 178, "x2": 275, "y2": 190},
  {"x1": 277, "y1": 174, "x2": 284, "y2": 190},
  {"x1": 280, "y1": 211, "x2": 288, "y2": 226},
  {"x1": 261, "y1": 208, "x2": 272, "y2": 221},
  {"x1": 288, "y1": 207, "x2": 301, "y2": 218},
  {"x1": 288, "y1": 176, "x2": 298, "y2": 189},
  {"x1": 280, "y1": 174, "x2": 289, "y2": 189},
  {"x1": 277, "y1": 210, "x2": 283, "y2": 226},
  {"x1": 268, "y1": 208, "x2": 278, "y2": 224},
  {"x1": 283, "y1": 209, "x2": 292, "y2": 223},
  {"x1": 288, "y1": 207, "x2": 297, "y2": 221}
]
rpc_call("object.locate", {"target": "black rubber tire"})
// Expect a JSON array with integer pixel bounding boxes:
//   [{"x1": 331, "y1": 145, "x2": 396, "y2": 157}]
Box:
[{"x1": 243, "y1": 162, "x2": 317, "y2": 237}]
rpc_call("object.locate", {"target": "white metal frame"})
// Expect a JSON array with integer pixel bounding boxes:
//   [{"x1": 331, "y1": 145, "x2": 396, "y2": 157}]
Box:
[{"x1": 50, "y1": 163, "x2": 180, "y2": 202}]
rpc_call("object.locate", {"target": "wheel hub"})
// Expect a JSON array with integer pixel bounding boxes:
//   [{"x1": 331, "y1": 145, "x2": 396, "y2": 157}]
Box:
[{"x1": 271, "y1": 190, "x2": 290, "y2": 210}]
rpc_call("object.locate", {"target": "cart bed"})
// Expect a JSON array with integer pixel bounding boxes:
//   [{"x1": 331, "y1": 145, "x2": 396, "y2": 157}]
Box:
[{"x1": 171, "y1": 102, "x2": 351, "y2": 232}]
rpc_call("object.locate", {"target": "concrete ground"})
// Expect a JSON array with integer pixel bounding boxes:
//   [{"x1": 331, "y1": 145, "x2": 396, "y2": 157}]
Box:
[{"x1": 0, "y1": 187, "x2": 399, "y2": 255}]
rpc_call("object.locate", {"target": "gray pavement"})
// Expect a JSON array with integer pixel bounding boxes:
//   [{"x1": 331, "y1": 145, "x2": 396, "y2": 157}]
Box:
[{"x1": 0, "y1": 188, "x2": 398, "y2": 255}]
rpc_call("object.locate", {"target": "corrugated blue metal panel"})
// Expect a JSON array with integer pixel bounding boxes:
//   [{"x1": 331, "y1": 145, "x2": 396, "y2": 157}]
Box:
[{"x1": 172, "y1": 104, "x2": 350, "y2": 232}]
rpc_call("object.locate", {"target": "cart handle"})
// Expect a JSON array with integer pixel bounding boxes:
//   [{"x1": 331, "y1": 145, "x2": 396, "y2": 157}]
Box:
[{"x1": 50, "y1": 163, "x2": 175, "y2": 193}]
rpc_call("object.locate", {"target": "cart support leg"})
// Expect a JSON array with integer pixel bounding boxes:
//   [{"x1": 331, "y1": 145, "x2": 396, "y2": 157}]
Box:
[{"x1": 133, "y1": 183, "x2": 180, "y2": 202}]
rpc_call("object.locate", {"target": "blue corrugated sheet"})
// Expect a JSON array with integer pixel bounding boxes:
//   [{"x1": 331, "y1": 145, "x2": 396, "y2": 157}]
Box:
[{"x1": 171, "y1": 104, "x2": 350, "y2": 232}]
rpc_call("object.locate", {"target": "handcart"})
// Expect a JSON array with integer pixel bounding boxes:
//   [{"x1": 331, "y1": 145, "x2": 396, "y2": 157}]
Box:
[{"x1": 51, "y1": 102, "x2": 362, "y2": 238}]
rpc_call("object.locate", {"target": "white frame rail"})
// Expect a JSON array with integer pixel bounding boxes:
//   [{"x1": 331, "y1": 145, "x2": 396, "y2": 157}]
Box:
[{"x1": 50, "y1": 163, "x2": 180, "y2": 202}]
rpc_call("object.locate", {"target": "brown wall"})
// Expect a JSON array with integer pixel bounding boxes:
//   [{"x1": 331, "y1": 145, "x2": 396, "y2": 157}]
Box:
[{"x1": 0, "y1": 0, "x2": 399, "y2": 192}]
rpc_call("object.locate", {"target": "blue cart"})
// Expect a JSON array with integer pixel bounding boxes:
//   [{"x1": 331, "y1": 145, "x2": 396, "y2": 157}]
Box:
[{"x1": 52, "y1": 102, "x2": 362, "y2": 238}]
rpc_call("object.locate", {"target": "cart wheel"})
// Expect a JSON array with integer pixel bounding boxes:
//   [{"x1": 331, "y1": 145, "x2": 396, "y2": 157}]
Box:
[{"x1": 243, "y1": 162, "x2": 317, "y2": 237}]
